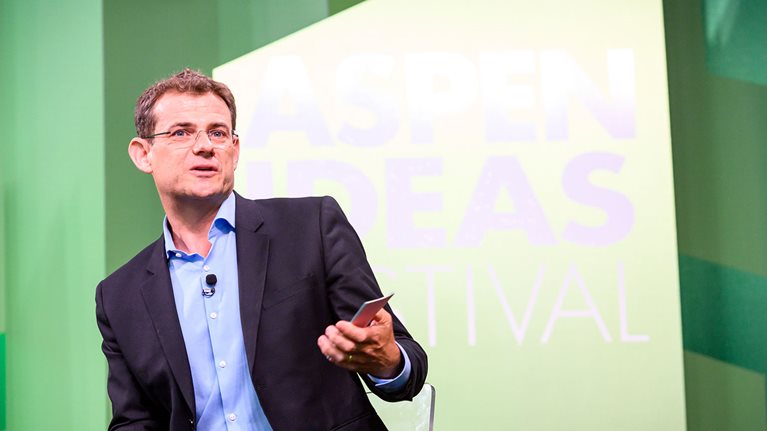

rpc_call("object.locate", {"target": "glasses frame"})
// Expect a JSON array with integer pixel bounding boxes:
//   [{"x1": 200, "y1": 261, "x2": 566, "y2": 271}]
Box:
[{"x1": 142, "y1": 129, "x2": 238, "y2": 148}]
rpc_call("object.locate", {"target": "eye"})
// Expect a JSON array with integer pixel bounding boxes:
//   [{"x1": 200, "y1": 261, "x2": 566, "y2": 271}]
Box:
[
  {"x1": 209, "y1": 129, "x2": 228, "y2": 139},
  {"x1": 170, "y1": 129, "x2": 190, "y2": 137}
]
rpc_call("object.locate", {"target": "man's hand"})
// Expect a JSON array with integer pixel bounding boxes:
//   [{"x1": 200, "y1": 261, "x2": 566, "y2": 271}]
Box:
[{"x1": 317, "y1": 308, "x2": 403, "y2": 378}]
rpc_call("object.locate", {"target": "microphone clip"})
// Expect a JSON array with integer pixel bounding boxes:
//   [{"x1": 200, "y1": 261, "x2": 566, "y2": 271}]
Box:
[{"x1": 202, "y1": 273, "x2": 217, "y2": 297}]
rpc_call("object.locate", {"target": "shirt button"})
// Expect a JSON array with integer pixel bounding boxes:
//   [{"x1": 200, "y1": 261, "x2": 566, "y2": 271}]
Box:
[
  {"x1": 175, "y1": 253, "x2": 182, "y2": 258},
  {"x1": 209, "y1": 312, "x2": 218, "y2": 319},
  {"x1": 228, "y1": 413, "x2": 237, "y2": 422},
  {"x1": 203, "y1": 265, "x2": 210, "y2": 272},
  {"x1": 219, "y1": 360, "x2": 227, "y2": 368}
]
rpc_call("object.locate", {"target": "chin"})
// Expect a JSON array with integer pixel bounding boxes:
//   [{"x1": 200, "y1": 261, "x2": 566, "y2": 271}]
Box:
[
  {"x1": 175, "y1": 187, "x2": 229, "y2": 202},
  {"x1": 193, "y1": 190, "x2": 227, "y2": 200}
]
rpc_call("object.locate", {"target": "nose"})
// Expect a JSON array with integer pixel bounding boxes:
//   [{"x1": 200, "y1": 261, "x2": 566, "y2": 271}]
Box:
[{"x1": 192, "y1": 130, "x2": 214, "y2": 153}]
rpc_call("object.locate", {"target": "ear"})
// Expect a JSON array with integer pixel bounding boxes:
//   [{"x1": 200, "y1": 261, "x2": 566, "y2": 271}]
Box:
[
  {"x1": 128, "y1": 138, "x2": 153, "y2": 174},
  {"x1": 232, "y1": 134, "x2": 241, "y2": 171}
]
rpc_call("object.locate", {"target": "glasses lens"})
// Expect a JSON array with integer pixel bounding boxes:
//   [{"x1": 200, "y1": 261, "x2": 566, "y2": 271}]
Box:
[
  {"x1": 160, "y1": 129, "x2": 232, "y2": 147},
  {"x1": 164, "y1": 129, "x2": 195, "y2": 145},
  {"x1": 207, "y1": 129, "x2": 230, "y2": 145}
]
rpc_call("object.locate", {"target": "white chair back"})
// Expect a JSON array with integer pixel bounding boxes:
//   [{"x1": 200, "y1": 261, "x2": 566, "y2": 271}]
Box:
[{"x1": 367, "y1": 382, "x2": 436, "y2": 431}]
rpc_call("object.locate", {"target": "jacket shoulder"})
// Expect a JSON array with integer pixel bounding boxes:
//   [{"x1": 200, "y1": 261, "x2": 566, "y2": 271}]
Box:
[
  {"x1": 100, "y1": 237, "x2": 163, "y2": 289},
  {"x1": 240, "y1": 194, "x2": 327, "y2": 212},
  {"x1": 236, "y1": 194, "x2": 341, "y2": 224}
]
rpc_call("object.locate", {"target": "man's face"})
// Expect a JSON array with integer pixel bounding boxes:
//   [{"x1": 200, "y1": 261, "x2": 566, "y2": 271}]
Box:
[{"x1": 137, "y1": 91, "x2": 240, "y2": 205}]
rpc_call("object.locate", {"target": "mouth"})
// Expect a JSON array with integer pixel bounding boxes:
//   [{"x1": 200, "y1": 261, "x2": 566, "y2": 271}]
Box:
[{"x1": 190, "y1": 164, "x2": 218, "y2": 176}]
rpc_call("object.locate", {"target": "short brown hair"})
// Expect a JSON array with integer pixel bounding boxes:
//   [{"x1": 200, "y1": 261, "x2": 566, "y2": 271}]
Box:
[{"x1": 134, "y1": 68, "x2": 237, "y2": 138}]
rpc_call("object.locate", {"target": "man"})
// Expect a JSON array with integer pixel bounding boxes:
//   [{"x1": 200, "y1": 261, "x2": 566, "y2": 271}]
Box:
[{"x1": 95, "y1": 69, "x2": 427, "y2": 431}]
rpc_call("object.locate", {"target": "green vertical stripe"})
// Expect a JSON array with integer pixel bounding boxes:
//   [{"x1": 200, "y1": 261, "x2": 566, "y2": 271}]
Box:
[{"x1": 0, "y1": 0, "x2": 107, "y2": 429}]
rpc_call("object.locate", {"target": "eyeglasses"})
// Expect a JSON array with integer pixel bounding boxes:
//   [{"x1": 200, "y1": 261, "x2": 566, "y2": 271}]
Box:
[{"x1": 143, "y1": 128, "x2": 237, "y2": 149}]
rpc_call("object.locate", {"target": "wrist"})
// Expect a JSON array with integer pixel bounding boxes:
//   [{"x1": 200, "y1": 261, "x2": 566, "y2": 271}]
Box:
[{"x1": 373, "y1": 344, "x2": 403, "y2": 379}]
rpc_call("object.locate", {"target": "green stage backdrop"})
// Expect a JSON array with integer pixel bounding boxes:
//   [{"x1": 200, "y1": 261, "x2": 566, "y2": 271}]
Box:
[
  {"x1": 4, "y1": 0, "x2": 766, "y2": 429},
  {"x1": 215, "y1": 0, "x2": 686, "y2": 429}
]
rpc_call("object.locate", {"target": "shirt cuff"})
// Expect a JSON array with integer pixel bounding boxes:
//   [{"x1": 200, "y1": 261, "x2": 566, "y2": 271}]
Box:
[{"x1": 367, "y1": 342, "x2": 412, "y2": 392}]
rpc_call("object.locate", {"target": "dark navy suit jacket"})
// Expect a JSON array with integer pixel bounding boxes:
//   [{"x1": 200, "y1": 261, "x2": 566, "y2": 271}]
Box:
[{"x1": 96, "y1": 194, "x2": 428, "y2": 430}]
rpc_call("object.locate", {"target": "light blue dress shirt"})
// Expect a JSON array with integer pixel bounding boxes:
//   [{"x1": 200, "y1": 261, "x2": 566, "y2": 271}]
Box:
[
  {"x1": 164, "y1": 192, "x2": 411, "y2": 430},
  {"x1": 165, "y1": 193, "x2": 271, "y2": 430}
]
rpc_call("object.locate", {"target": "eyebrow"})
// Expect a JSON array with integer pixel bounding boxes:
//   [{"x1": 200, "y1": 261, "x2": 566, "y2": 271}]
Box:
[
  {"x1": 166, "y1": 122, "x2": 194, "y2": 130},
  {"x1": 166, "y1": 121, "x2": 231, "y2": 130},
  {"x1": 207, "y1": 122, "x2": 230, "y2": 130}
]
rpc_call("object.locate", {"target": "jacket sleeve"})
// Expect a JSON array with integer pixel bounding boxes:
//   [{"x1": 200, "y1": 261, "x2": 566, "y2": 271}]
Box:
[
  {"x1": 96, "y1": 282, "x2": 165, "y2": 430},
  {"x1": 318, "y1": 195, "x2": 428, "y2": 402}
]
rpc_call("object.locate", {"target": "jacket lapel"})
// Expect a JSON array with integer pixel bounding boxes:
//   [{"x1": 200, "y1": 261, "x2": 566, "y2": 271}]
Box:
[
  {"x1": 140, "y1": 238, "x2": 196, "y2": 414},
  {"x1": 234, "y1": 194, "x2": 269, "y2": 374}
]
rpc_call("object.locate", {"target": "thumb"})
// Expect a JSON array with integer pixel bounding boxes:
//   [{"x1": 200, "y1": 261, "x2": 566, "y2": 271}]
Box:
[{"x1": 370, "y1": 308, "x2": 391, "y2": 326}]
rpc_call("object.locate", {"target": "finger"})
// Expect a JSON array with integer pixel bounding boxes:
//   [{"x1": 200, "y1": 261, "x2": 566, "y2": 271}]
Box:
[
  {"x1": 317, "y1": 335, "x2": 362, "y2": 370},
  {"x1": 317, "y1": 334, "x2": 348, "y2": 364},
  {"x1": 317, "y1": 334, "x2": 337, "y2": 357},
  {"x1": 335, "y1": 320, "x2": 368, "y2": 343},
  {"x1": 325, "y1": 325, "x2": 357, "y2": 353},
  {"x1": 318, "y1": 330, "x2": 346, "y2": 357}
]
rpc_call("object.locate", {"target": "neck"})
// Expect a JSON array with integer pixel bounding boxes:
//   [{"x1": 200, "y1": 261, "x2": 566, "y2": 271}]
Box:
[{"x1": 161, "y1": 193, "x2": 228, "y2": 257}]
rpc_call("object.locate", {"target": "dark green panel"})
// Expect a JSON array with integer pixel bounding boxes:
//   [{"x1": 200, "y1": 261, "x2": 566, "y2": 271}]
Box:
[
  {"x1": 217, "y1": 0, "x2": 330, "y2": 64},
  {"x1": 104, "y1": 0, "x2": 221, "y2": 274},
  {"x1": 664, "y1": 0, "x2": 767, "y2": 277},
  {"x1": 328, "y1": 0, "x2": 366, "y2": 14},
  {"x1": 665, "y1": 0, "x2": 767, "y2": 426}
]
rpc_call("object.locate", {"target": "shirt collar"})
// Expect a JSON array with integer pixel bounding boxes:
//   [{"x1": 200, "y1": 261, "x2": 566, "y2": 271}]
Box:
[{"x1": 163, "y1": 192, "x2": 236, "y2": 258}]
